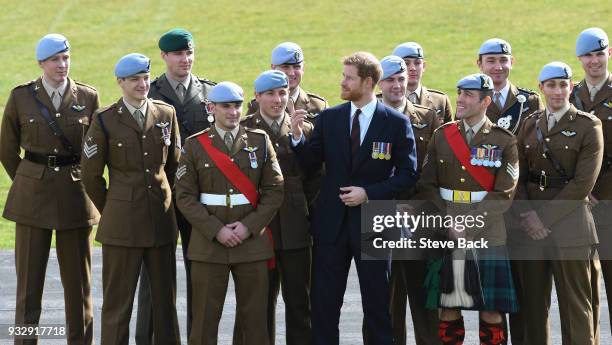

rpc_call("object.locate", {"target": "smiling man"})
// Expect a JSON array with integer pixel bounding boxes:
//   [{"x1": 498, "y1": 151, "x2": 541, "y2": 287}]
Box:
[
  {"x1": 81, "y1": 53, "x2": 181, "y2": 345},
  {"x1": 239, "y1": 70, "x2": 318, "y2": 345},
  {"x1": 0, "y1": 33, "x2": 100, "y2": 345},
  {"x1": 137, "y1": 28, "x2": 216, "y2": 344},
  {"x1": 476, "y1": 38, "x2": 543, "y2": 134},
  {"x1": 392, "y1": 41, "x2": 453, "y2": 125},
  {"x1": 571, "y1": 27, "x2": 612, "y2": 343},
  {"x1": 247, "y1": 42, "x2": 328, "y2": 123},
  {"x1": 511, "y1": 62, "x2": 603, "y2": 345}
]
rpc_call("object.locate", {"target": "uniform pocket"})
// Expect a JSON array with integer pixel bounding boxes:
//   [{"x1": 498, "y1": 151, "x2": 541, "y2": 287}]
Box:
[
  {"x1": 15, "y1": 159, "x2": 45, "y2": 179},
  {"x1": 19, "y1": 116, "x2": 40, "y2": 146},
  {"x1": 107, "y1": 184, "x2": 133, "y2": 201},
  {"x1": 108, "y1": 137, "x2": 132, "y2": 168}
]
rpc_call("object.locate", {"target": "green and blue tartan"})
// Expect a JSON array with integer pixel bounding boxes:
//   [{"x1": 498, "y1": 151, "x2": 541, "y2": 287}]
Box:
[{"x1": 425, "y1": 246, "x2": 518, "y2": 313}]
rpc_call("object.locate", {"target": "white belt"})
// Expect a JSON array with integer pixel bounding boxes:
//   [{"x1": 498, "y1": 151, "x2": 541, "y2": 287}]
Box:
[
  {"x1": 439, "y1": 188, "x2": 487, "y2": 204},
  {"x1": 199, "y1": 193, "x2": 250, "y2": 207}
]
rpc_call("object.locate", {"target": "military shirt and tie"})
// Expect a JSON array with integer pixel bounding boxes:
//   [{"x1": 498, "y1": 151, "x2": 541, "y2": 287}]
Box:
[
  {"x1": 1, "y1": 76, "x2": 100, "y2": 345},
  {"x1": 485, "y1": 82, "x2": 544, "y2": 135},
  {"x1": 81, "y1": 97, "x2": 182, "y2": 345}
]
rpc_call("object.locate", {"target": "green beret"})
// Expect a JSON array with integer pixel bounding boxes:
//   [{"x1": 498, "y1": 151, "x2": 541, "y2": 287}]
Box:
[{"x1": 158, "y1": 28, "x2": 194, "y2": 52}]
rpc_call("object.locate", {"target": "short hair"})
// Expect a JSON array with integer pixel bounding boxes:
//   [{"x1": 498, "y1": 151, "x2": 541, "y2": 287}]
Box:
[
  {"x1": 342, "y1": 52, "x2": 382, "y2": 85},
  {"x1": 479, "y1": 89, "x2": 493, "y2": 101}
]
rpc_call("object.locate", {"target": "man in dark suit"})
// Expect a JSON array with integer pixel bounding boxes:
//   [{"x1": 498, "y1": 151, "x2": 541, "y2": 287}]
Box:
[{"x1": 290, "y1": 52, "x2": 418, "y2": 345}]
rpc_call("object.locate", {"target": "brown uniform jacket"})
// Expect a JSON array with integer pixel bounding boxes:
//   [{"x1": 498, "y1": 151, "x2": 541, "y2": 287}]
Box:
[
  {"x1": 486, "y1": 83, "x2": 544, "y2": 134},
  {"x1": 148, "y1": 73, "x2": 216, "y2": 144},
  {"x1": 241, "y1": 111, "x2": 315, "y2": 250},
  {"x1": 81, "y1": 98, "x2": 181, "y2": 247},
  {"x1": 418, "y1": 117, "x2": 518, "y2": 246},
  {"x1": 1, "y1": 77, "x2": 100, "y2": 229},
  {"x1": 514, "y1": 106, "x2": 603, "y2": 246},
  {"x1": 175, "y1": 126, "x2": 284, "y2": 264},
  {"x1": 247, "y1": 87, "x2": 328, "y2": 124},
  {"x1": 416, "y1": 86, "x2": 453, "y2": 125},
  {"x1": 571, "y1": 73, "x2": 612, "y2": 201}
]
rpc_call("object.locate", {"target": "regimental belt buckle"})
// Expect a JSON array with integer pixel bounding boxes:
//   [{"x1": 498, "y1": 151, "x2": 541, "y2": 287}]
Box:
[
  {"x1": 539, "y1": 171, "x2": 547, "y2": 191},
  {"x1": 47, "y1": 155, "x2": 57, "y2": 168},
  {"x1": 452, "y1": 190, "x2": 471, "y2": 203}
]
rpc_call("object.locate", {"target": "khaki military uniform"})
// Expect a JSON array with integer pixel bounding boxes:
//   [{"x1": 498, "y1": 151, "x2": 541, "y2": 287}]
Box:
[
  {"x1": 486, "y1": 83, "x2": 544, "y2": 134},
  {"x1": 571, "y1": 73, "x2": 612, "y2": 344},
  {"x1": 389, "y1": 101, "x2": 441, "y2": 345},
  {"x1": 0, "y1": 77, "x2": 99, "y2": 345},
  {"x1": 416, "y1": 86, "x2": 454, "y2": 125},
  {"x1": 247, "y1": 86, "x2": 328, "y2": 124},
  {"x1": 81, "y1": 98, "x2": 181, "y2": 345},
  {"x1": 175, "y1": 126, "x2": 284, "y2": 345},
  {"x1": 510, "y1": 106, "x2": 603, "y2": 345},
  {"x1": 137, "y1": 73, "x2": 216, "y2": 342},
  {"x1": 238, "y1": 111, "x2": 316, "y2": 345}
]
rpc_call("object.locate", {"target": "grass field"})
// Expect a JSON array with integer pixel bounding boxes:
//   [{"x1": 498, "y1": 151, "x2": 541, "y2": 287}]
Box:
[{"x1": 0, "y1": 0, "x2": 610, "y2": 248}]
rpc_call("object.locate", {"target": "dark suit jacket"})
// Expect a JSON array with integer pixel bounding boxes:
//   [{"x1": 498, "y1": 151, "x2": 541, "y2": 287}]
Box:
[{"x1": 292, "y1": 100, "x2": 418, "y2": 243}]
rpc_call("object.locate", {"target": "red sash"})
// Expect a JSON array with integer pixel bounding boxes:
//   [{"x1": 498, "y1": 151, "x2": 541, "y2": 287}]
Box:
[
  {"x1": 197, "y1": 133, "x2": 275, "y2": 268},
  {"x1": 443, "y1": 123, "x2": 495, "y2": 191}
]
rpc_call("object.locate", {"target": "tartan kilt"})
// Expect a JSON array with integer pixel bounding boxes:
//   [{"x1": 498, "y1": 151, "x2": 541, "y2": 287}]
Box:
[
  {"x1": 426, "y1": 246, "x2": 518, "y2": 313},
  {"x1": 478, "y1": 246, "x2": 518, "y2": 313}
]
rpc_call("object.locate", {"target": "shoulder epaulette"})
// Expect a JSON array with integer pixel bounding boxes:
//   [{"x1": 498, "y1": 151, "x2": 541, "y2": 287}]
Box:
[
  {"x1": 426, "y1": 88, "x2": 447, "y2": 95},
  {"x1": 517, "y1": 86, "x2": 538, "y2": 96},
  {"x1": 434, "y1": 120, "x2": 458, "y2": 133},
  {"x1": 187, "y1": 128, "x2": 211, "y2": 141},
  {"x1": 576, "y1": 109, "x2": 599, "y2": 121},
  {"x1": 491, "y1": 124, "x2": 514, "y2": 137},
  {"x1": 96, "y1": 103, "x2": 115, "y2": 116},
  {"x1": 245, "y1": 127, "x2": 268, "y2": 136},
  {"x1": 306, "y1": 91, "x2": 327, "y2": 102},
  {"x1": 151, "y1": 99, "x2": 173, "y2": 108},
  {"x1": 240, "y1": 114, "x2": 256, "y2": 123},
  {"x1": 198, "y1": 77, "x2": 217, "y2": 87},
  {"x1": 74, "y1": 80, "x2": 98, "y2": 92},
  {"x1": 413, "y1": 103, "x2": 434, "y2": 112},
  {"x1": 14, "y1": 80, "x2": 36, "y2": 90}
]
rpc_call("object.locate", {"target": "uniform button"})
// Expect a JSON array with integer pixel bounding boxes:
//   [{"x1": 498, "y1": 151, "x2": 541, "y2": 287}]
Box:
[
  {"x1": 419, "y1": 136, "x2": 424, "y2": 141},
  {"x1": 204, "y1": 163, "x2": 210, "y2": 167},
  {"x1": 148, "y1": 185, "x2": 152, "y2": 189},
  {"x1": 142, "y1": 135, "x2": 146, "y2": 139},
  {"x1": 525, "y1": 144, "x2": 530, "y2": 149},
  {"x1": 55, "y1": 113, "x2": 61, "y2": 118},
  {"x1": 275, "y1": 143, "x2": 280, "y2": 147},
  {"x1": 144, "y1": 152, "x2": 148, "y2": 156},
  {"x1": 145, "y1": 169, "x2": 150, "y2": 173},
  {"x1": 53, "y1": 148, "x2": 59, "y2": 153},
  {"x1": 29, "y1": 118, "x2": 35, "y2": 123},
  {"x1": 78, "y1": 119, "x2": 83, "y2": 124},
  {"x1": 229, "y1": 188, "x2": 234, "y2": 193},
  {"x1": 483, "y1": 211, "x2": 488, "y2": 216},
  {"x1": 461, "y1": 165, "x2": 466, "y2": 171},
  {"x1": 607, "y1": 116, "x2": 612, "y2": 120},
  {"x1": 54, "y1": 167, "x2": 60, "y2": 172},
  {"x1": 117, "y1": 142, "x2": 123, "y2": 147},
  {"x1": 542, "y1": 153, "x2": 547, "y2": 158},
  {"x1": 230, "y1": 158, "x2": 234, "y2": 162},
  {"x1": 564, "y1": 145, "x2": 569, "y2": 149},
  {"x1": 439, "y1": 159, "x2": 444, "y2": 163},
  {"x1": 545, "y1": 138, "x2": 550, "y2": 142},
  {"x1": 460, "y1": 178, "x2": 466, "y2": 183}
]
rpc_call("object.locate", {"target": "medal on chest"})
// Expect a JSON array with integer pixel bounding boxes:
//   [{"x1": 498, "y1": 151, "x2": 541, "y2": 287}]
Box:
[
  {"x1": 243, "y1": 146, "x2": 259, "y2": 168},
  {"x1": 155, "y1": 122, "x2": 172, "y2": 146},
  {"x1": 372, "y1": 142, "x2": 392, "y2": 160},
  {"x1": 470, "y1": 144, "x2": 501, "y2": 168}
]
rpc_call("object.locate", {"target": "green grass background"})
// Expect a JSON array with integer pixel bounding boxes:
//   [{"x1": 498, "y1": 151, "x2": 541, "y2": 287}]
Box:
[{"x1": 0, "y1": 0, "x2": 610, "y2": 248}]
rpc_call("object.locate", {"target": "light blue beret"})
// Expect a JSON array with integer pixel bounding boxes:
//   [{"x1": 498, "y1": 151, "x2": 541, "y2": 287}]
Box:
[
  {"x1": 36, "y1": 34, "x2": 70, "y2": 61},
  {"x1": 392, "y1": 42, "x2": 424, "y2": 59},
  {"x1": 478, "y1": 38, "x2": 511, "y2": 56},
  {"x1": 208, "y1": 81, "x2": 244, "y2": 103},
  {"x1": 254, "y1": 70, "x2": 288, "y2": 93},
  {"x1": 114, "y1": 53, "x2": 150, "y2": 78},
  {"x1": 271, "y1": 42, "x2": 303, "y2": 65},
  {"x1": 457, "y1": 73, "x2": 494, "y2": 91},
  {"x1": 538, "y1": 62, "x2": 572, "y2": 83},
  {"x1": 576, "y1": 27, "x2": 609, "y2": 56},
  {"x1": 380, "y1": 55, "x2": 407, "y2": 80}
]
